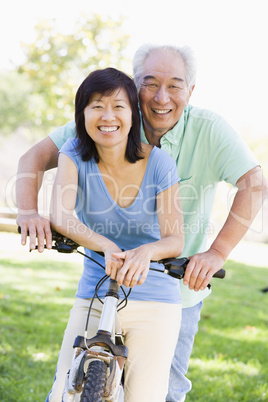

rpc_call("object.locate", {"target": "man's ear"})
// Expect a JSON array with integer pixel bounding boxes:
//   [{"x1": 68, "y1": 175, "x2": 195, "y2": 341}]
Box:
[{"x1": 188, "y1": 84, "x2": 195, "y2": 100}]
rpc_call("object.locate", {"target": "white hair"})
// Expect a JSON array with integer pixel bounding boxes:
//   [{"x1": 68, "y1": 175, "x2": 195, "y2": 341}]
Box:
[{"x1": 133, "y1": 43, "x2": 197, "y2": 91}]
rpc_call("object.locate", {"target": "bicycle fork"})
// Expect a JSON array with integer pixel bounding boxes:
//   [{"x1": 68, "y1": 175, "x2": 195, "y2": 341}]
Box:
[{"x1": 63, "y1": 280, "x2": 128, "y2": 401}]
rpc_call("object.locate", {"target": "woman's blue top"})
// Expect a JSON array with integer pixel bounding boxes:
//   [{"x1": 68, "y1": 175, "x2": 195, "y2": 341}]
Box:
[{"x1": 60, "y1": 138, "x2": 181, "y2": 304}]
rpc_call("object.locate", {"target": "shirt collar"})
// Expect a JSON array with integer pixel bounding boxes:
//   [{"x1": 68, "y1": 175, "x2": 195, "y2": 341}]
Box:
[{"x1": 140, "y1": 107, "x2": 186, "y2": 146}]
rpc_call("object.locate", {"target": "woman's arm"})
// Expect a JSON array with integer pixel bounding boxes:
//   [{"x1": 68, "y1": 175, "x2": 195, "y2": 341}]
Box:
[
  {"x1": 113, "y1": 182, "x2": 184, "y2": 287},
  {"x1": 50, "y1": 153, "x2": 123, "y2": 271}
]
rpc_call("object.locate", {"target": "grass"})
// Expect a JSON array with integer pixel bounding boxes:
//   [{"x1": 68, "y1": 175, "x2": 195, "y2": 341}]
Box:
[
  {"x1": 188, "y1": 260, "x2": 268, "y2": 401},
  {"x1": 0, "y1": 233, "x2": 268, "y2": 401}
]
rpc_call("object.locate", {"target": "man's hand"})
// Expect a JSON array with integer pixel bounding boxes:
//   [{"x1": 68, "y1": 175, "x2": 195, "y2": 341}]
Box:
[
  {"x1": 16, "y1": 213, "x2": 52, "y2": 252},
  {"x1": 183, "y1": 249, "x2": 225, "y2": 291}
]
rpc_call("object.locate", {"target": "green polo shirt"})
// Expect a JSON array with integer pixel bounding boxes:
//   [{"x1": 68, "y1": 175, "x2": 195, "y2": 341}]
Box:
[{"x1": 49, "y1": 105, "x2": 258, "y2": 307}]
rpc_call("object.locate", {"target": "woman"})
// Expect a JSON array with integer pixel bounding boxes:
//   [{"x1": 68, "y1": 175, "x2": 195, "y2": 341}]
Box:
[{"x1": 49, "y1": 67, "x2": 184, "y2": 402}]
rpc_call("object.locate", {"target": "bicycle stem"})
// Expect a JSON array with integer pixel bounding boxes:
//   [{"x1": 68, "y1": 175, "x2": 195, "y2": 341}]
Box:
[{"x1": 98, "y1": 279, "x2": 120, "y2": 334}]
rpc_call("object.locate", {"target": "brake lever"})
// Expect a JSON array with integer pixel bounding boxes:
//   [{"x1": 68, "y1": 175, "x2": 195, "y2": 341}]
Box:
[{"x1": 158, "y1": 257, "x2": 189, "y2": 279}]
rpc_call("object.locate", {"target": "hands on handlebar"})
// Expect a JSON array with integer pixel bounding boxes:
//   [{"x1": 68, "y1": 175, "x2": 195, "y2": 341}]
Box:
[
  {"x1": 16, "y1": 213, "x2": 53, "y2": 252},
  {"x1": 183, "y1": 250, "x2": 226, "y2": 292},
  {"x1": 112, "y1": 248, "x2": 152, "y2": 288},
  {"x1": 18, "y1": 227, "x2": 225, "y2": 284}
]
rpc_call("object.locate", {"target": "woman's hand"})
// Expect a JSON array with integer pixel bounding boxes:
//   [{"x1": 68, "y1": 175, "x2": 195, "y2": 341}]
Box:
[
  {"x1": 112, "y1": 246, "x2": 152, "y2": 288},
  {"x1": 104, "y1": 245, "x2": 124, "y2": 280}
]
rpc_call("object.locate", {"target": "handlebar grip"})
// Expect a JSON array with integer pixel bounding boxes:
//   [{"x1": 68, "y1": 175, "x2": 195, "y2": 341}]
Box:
[
  {"x1": 17, "y1": 226, "x2": 80, "y2": 253},
  {"x1": 159, "y1": 258, "x2": 226, "y2": 280},
  {"x1": 212, "y1": 268, "x2": 225, "y2": 279},
  {"x1": 18, "y1": 226, "x2": 59, "y2": 240}
]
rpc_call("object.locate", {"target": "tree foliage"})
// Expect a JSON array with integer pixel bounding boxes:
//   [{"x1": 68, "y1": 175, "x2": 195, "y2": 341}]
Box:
[
  {"x1": 17, "y1": 14, "x2": 130, "y2": 132},
  {"x1": 0, "y1": 71, "x2": 33, "y2": 135}
]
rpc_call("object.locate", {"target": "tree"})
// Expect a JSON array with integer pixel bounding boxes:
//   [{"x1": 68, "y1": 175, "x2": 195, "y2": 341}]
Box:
[
  {"x1": 0, "y1": 71, "x2": 33, "y2": 135},
  {"x1": 18, "y1": 14, "x2": 130, "y2": 132}
]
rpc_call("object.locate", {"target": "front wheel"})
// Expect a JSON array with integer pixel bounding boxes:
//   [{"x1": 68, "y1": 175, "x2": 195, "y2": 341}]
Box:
[{"x1": 80, "y1": 360, "x2": 107, "y2": 402}]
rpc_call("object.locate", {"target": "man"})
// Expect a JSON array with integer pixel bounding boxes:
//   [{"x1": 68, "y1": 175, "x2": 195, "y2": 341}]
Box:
[{"x1": 16, "y1": 44, "x2": 267, "y2": 401}]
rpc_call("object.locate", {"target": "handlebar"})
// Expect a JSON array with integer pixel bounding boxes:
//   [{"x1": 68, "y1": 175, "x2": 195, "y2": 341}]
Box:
[
  {"x1": 17, "y1": 227, "x2": 225, "y2": 280},
  {"x1": 159, "y1": 257, "x2": 225, "y2": 279}
]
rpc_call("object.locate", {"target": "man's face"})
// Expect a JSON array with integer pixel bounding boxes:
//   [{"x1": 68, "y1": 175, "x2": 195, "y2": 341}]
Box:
[{"x1": 139, "y1": 49, "x2": 194, "y2": 142}]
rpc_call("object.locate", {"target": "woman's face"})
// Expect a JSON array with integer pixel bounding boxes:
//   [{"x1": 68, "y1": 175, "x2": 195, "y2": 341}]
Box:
[{"x1": 84, "y1": 88, "x2": 133, "y2": 151}]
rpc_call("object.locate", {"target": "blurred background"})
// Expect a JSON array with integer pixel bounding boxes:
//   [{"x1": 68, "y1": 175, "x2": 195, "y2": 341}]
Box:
[
  {"x1": 0, "y1": 2, "x2": 267, "y2": 399},
  {"x1": 0, "y1": 0, "x2": 267, "y2": 245}
]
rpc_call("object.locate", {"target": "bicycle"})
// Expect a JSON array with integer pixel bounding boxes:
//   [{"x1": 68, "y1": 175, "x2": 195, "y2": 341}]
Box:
[{"x1": 19, "y1": 227, "x2": 225, "y2": 402}]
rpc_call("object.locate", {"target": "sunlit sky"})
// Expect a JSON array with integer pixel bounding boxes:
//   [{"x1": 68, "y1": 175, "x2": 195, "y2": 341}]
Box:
[{"x1": 1, "y1": 0, "x2": 268, "y2": 136}]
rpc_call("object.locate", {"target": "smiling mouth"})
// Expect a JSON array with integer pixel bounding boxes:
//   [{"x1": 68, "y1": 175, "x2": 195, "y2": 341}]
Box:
[
  {"x1": 98, "y1": 126, "x2": 119, "y2": 133},
  {"x1": 151, "y1": 108, "x2": 172, "y2": 115}
]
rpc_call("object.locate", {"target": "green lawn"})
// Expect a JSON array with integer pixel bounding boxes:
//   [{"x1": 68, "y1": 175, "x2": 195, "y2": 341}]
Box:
[
  {"x1": 0, "y1": 234, "x2": 268, "y2": 401},
  {"x1": 188, "y1": 260, "x2": 268, "y2": 401}
]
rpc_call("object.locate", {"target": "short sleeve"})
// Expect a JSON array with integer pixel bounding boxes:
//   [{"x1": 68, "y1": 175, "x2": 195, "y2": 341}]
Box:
[
  {"x1": 59, "y1": 137, "x2": 81, "y2": 170},
  {"x1": 48, "y1": 120, "x2": 76, "y2": 150},
  {"x1": 209, "y1": 117, "x2": 259, "y2": 186}
]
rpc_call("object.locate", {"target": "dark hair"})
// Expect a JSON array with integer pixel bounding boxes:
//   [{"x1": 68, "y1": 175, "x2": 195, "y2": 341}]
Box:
[{"x1": 75, "y1": 67, "x2": 143, "y2": 163}]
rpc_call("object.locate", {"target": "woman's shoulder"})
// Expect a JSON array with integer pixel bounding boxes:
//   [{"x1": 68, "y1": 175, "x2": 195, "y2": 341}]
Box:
[
  {"x1": 60, "y1": 137, "x2": 78, "y2": 153},
  {"x1": 60, "y1": 138, "x2": 87, "y2": 168}
]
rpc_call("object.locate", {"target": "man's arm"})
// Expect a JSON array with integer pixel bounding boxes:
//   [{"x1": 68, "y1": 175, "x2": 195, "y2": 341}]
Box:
[
  {"x1": 16, "y1": 136, "x2": 59, "y2": 252},
  {"x1": 183, "y1": 166, "x2": 268, "y2": 291}
]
